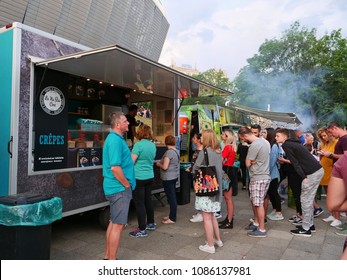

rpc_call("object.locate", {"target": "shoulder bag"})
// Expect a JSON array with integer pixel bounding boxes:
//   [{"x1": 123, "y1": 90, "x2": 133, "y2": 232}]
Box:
[{"x1": 193, "y1": 149, "x2": 220, "y2": 196}]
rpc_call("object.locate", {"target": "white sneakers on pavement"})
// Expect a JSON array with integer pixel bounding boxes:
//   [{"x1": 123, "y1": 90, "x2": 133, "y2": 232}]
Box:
[
  {"x1": 267, "y1": 211, "x2": 284, "y2": 221},
  {"x1": 199, "y1": 244, "x2": 215, "y2": 254},
  {"x1": 214, "y1": 212, "x2": 222, "y2": 219},
  {"x1": 199, "y1": 239, "x2": 223, "y2": 254},
  {"x1": 323, "y1": 215, "x2": 343, "y2": 227},
  {"x1": 190, "y1": 213, "x2": 203, "y2": 222},
  {"x1": 330, "y1": 219, "x2": 342, "y2": 227},
  {"x1": 214, "y1": 239, "x2": 224, "y2": 247},
  {"x1": 322, "y1": 215, "x2": 335, "y2": 222}
]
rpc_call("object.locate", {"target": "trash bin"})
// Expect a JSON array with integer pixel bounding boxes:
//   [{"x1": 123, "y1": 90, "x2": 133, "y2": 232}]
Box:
[
  {"x1": 0, "y1": 193, "x2": 62, "y2": 260},
  {"x1": 177, "y1": 163, "x2": 191, "y2": 205}
]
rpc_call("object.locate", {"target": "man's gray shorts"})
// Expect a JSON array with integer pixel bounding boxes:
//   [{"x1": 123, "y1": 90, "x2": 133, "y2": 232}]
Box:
[{"x1": 106, "y1": 187, "x2": 132, "y2": 224}]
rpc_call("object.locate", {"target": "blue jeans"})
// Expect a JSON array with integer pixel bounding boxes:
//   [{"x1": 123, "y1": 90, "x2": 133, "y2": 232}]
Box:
[{"x1": 163, "y1": 178, "x2": 178, "y2": 221}]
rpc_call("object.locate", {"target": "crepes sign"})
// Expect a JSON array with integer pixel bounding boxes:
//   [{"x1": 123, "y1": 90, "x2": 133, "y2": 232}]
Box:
[{"x1": 33, "y1": 68, "x2": 69, "y2": 171}]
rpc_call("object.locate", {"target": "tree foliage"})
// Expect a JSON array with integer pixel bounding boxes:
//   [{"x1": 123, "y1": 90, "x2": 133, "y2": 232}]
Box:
[
  {"x1": 192, "y1": 68, "x2": 233, "y2": 91},
  {"x1": 232, "y1": 21, "x2": 347, "y2": 130},
  {"x1": 184, "y1": 68, "x2": 233, "y2": 106}
]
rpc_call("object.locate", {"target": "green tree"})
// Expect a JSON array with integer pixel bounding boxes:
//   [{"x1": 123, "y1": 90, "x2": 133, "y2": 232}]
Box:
[
  {"x1": 193, "y1": 68, "x2": 233, "y2": 91},
  {"x1": 184, "y1": 68, "x2": 233, "y2": 106},
  {"x1": 232, "y1": 21, "x2": 347, "y2": 130}
]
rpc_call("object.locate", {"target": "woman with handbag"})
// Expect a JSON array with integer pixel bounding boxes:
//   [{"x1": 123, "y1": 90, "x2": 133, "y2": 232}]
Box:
[
  {"x1": 192, "y1": 129, "x2": 223, "y2": 254},
  {"x1": 187, "y1": 133, "x2": 204, "y2": 223},
  {"x1": 156, "y1": 135, "x2": 180, "y2": 224},
  {"x1": 219, "y1": 129, "x2": 238, "y2": 229}
]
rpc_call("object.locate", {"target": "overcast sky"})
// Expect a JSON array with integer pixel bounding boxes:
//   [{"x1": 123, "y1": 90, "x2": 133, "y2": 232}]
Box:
[{"x1": 159, "y1": 0, "x2": 347, "y2": 80}]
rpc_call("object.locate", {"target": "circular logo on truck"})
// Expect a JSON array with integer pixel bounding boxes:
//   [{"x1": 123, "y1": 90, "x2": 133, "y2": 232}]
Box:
[{"x1": 39, "y1": 86, "x2": 65, "y2": 115}]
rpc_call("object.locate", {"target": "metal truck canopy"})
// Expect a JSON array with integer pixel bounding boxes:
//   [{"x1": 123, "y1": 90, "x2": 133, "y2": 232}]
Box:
[
  {"x1": 34, "y1": 45, "x2": 232, "y2": 100},
  {"x1": 231, "y1": 103, "x2": 302, "y2": 126}
]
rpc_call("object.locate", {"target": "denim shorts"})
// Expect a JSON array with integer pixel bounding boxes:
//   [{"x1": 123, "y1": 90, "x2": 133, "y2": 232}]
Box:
[{"x1": 106, "y1": 187, "x2": 132, "y2": 225}]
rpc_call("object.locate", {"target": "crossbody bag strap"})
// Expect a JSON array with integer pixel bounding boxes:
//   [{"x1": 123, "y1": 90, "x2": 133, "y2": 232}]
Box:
[
  {"x1": 174, "y1": 150, "x2": 180, "y2": 161},
  {"x1": 169, "y1": 148, "x2": 180, "y2": 162},
  {"x1": 203, "y1": 148, "x2": 210, "y2": 166}
]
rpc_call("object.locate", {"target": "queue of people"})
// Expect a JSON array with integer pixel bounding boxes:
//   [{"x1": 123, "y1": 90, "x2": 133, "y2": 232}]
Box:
[
  {"x1": 102, "y1": 111, "x2": 347, "y2": 259},
  {"x1": 102, "y1": 112, "x2": 179, "y2": 259}
]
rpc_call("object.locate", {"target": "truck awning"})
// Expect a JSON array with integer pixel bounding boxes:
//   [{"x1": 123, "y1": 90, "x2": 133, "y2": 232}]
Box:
[
  {"x1": 231, "y1": 103, "x2": 302, "y2": 126},
  {"x1": 34, "y1": 45, "x2": 232, "y2": 99}
]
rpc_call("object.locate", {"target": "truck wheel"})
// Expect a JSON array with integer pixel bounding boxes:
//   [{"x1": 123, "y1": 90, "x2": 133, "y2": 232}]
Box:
[{"x1": 98, "y1": 206, "x2": 110, "y2": 230}]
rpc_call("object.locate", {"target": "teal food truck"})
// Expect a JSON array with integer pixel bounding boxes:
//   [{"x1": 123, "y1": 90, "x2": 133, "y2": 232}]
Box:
[{"x1": 0, "y1": 23, "x2": 232, "y2": 225}]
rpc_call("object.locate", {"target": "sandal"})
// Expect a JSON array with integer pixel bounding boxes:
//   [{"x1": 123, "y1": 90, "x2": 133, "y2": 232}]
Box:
[{"x1": 162, "y1": 218, "x2": 175, "y2": 224}]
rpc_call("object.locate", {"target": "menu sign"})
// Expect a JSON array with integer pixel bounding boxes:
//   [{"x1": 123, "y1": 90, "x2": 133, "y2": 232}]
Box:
[
  {"x1": 77, "y1": 148, "x2": 90, "y2": 167},
  {"x1": 90, "y1": 148, "x2": 102, "y2": 166},
  {"x1": 33, "y1": 69, "x2": 69, "y2": 171}
]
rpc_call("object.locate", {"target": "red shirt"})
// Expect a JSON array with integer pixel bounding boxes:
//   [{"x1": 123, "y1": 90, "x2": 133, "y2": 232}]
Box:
[{"x1": 222, "y1": 145, "x2": 236, "y2": 166}]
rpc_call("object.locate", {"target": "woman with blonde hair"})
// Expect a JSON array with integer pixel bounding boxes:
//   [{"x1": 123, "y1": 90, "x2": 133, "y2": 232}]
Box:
[
  {"x1": 219, "y1": 129, "x2": 238, "y2": 229},
  {"x1": 192, "y1": 129, "x2": 223, "y2": 253},
  {"x1": 317, "y1": 127, "x2": 340, "y2": 226}
]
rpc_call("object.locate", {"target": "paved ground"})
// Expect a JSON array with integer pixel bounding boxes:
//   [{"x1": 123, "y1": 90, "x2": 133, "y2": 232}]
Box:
[{"x1": 50, "y1": 183, "x2": 345, "y2": 260}]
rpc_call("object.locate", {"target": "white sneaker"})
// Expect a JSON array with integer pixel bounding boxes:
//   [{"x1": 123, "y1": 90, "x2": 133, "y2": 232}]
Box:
[
  {"x1": 214, "y1": 239, "x2": 224, "y2": 247},
  {"x1": 214, "y1": 212, "x2": 222, "y2": 219},
  {"x1": 199, "y1": 244, "x2": 215, "y2": 254},
  {"x1": 267, "y1": 211, "x2": 284, "y2": 221},
  {"x1": 341, "y1": 212, "x2": 347, "y2": 219},
  {"x1": 190, "y1": 213, "x2": 203, "y2": 222},
  {"x1": 192, "y1": 212, "x2": 201, "y2": 218},
  {"x1": 323, "y1": 215, "x2": 335, "y2": 222},
  {"x1": 330, "y1": 219, "x2": 342, "y2": 227}
]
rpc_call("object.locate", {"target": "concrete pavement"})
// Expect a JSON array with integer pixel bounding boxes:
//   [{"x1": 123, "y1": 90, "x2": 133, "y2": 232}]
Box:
[{"x1": 50, "y1": 183, "x2": 345, "y2": 260}]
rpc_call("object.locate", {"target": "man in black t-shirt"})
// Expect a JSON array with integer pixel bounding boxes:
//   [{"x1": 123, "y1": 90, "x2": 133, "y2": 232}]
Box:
[{"x1": 126, "y1": 104, "x2": 138, "y2": 146}]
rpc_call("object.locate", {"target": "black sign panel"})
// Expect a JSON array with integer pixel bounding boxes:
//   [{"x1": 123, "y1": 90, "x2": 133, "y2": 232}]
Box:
[
  {"x1": 33, "y1": 68, "x2": 69, "y2": 171},
  {"x1": 90, "y1": 148, "x2": 102, "y2": 166},
  {"x1": 77, "y1": 148, "x2": 90, "y2": 167}
]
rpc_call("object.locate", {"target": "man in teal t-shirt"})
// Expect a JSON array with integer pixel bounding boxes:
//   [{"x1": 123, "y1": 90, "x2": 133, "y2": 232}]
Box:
[
  {"x1": 103, "y1": 131, "x2": 136, "y2": 195},
  {"x1": 102, "y1": 112, "x2": 135, "y2": 260}
]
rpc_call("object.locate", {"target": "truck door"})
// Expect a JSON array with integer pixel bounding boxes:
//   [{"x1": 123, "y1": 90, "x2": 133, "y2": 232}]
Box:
[{"x1": 0, "y1": 29, "x2": 14, "y2": 196}]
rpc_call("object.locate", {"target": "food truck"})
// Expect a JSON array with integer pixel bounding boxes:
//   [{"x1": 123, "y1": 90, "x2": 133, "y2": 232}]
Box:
[
  {"x1": 178, "y1": 104, "x2": 251, "y2": 162},
  {"x1": 178, "y1": 102, "x2": 302, "y2": 162},
  {"x1": 0, "y1": 23, "x2": 231, "y2": 225}
]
